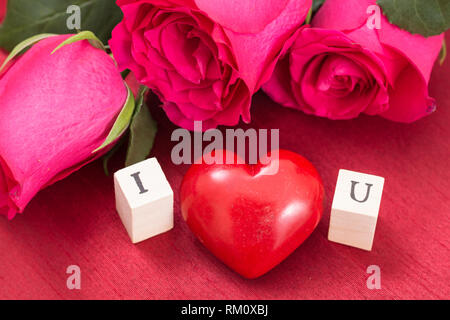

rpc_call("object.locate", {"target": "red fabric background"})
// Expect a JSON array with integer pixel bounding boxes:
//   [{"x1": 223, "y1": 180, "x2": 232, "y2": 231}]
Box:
[{"x1": 0, "y1": 33, "x2": 449, "y2": 300}]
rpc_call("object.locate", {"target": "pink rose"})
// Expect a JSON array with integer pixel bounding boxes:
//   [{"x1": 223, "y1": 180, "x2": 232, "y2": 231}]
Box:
[
  {"x1": 0, "y1": 35, "x2": 128, "y2": 219},
  {"x1": 263, "y1": 0, "x2": 444, "y2": 122},
  {"x1": 110, "y1": 0, "x2": 311, "y2": 130}
]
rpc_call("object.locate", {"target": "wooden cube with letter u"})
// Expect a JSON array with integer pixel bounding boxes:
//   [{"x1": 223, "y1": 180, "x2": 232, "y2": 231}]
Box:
[
  {"x1": 114, "y1": 158, "x2": 174, "y2": 244},
  {"x1": 328, "y1": 169, "x2": 385, "y2": 251}
]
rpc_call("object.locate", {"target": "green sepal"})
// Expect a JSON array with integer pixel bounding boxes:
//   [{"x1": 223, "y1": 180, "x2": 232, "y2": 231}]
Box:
[
  {"x1": 0, "y1": 33, "x2": 56, "y2": 73},
  {"x1": 51, "y1": 30, "x2": 105, "y2": 54},
  {"x1": 93, "y1": 85, "x2": 136, "y2": 154},
  {"x1": 440, "y1": 39, "x2": 447, "y2": 65}
]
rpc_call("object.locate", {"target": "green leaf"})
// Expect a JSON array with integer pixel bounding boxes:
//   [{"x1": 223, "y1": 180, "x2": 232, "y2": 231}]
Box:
[
  {"x1": 125, "y1": 87, "x2": 158, "y2": 167},
  {"x1": 305, "y1": 7, "x2": 313, "y2": 25},
  {"x1": 440, "y1": 38, "x2": 447, "y2": 65},
  {"x1": 378, "y1": 0, "x2": 450, "y2": 37},
  {"x1": 102, "y1": 135, "x2": 127, "y2": 176},
  {"x1": 306, "y1": 0, "x2": 325, "y2": 24},
  {"x1": 51, "y1": 30, "x2": 105, "y2": 54},
  {"x1": 312, "y1": 0, "x2": 326, "y2": 13},
  {"x1": 93, "y1": 85, "x2": 136, "y2": 154},
  {"x1": 0, "y1": 33, "x2": 56, "y2": 73},
  {"x1": 0, "y1": 0, "x2": 123, "y2": 51}
]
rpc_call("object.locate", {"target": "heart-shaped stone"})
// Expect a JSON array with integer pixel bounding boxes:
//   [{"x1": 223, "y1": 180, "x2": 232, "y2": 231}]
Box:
[{"x1": 181, "y1": 149, "x2": 324, "y2": 278}]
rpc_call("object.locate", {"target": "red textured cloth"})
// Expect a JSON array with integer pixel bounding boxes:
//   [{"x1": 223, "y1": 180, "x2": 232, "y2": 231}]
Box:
[{"x1": 0, "y1": 33, "x2": 449, "y2": 300}]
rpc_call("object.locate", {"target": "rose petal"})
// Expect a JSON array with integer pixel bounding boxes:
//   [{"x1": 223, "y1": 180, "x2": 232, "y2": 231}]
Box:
[
  {"x1": 110, "y1": 22, "x2": 147, "y2": 79},
  {"x1": 378, "y1": 15, "x2": 444, "y2": 84},
  {"x1": 195, "y1": 0, "x2": 289, "y2": 34},
  {"x1": 225, "y1": 0, "x2": 312, "y2": 92},
  {"x1": 312, "y1": 0, "x2": 374, "y2": 31},
  {"x1": 381, "y1": 65, "x2": 434, "y2": 123}
]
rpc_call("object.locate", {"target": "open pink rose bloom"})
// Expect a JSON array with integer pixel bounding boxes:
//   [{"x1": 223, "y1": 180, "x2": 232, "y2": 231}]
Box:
[
  {"x1": 0, "y1": 35, "x2": 127, "y2": 219},
  {"x1": 110, "y1": 0, "x2": 312, "y2": 130},
  {"x1": 263, "y1": 0, "x2": 444, "y2": 122}
]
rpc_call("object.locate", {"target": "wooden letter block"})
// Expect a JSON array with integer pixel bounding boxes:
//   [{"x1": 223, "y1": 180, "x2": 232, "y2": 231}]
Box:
[
  {"x1": 328, "y1": 169, "x2": 385, "y2": 251},
  {"x1": 114, "y1": 158, "x2": 174, "y2": 244}
]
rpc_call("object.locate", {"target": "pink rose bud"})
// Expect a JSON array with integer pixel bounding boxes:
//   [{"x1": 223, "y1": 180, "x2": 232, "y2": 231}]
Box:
[
  {"x1": 0, "y1": 35, "x2": 128, "y2": 219},
  {"x1": 263, "y1": 0, "x2": 444, "y2": 122},
  {"x1": 110, "y1": 0, "x2": 312, "y2": 130}
]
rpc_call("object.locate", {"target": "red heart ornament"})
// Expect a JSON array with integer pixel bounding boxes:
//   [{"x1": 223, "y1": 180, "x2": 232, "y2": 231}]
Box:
[{"x1": 181, "y1": 149, "x2": 324, "y2": 279}]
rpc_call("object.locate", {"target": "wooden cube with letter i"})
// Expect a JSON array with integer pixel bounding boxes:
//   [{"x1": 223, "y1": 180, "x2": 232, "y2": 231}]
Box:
[
  {"x1": 328, "y1": 169, "x2": 385, "y2": 251},
  {"x1": 114, "y1": 158, "x2": 174, "y2": 243}
]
